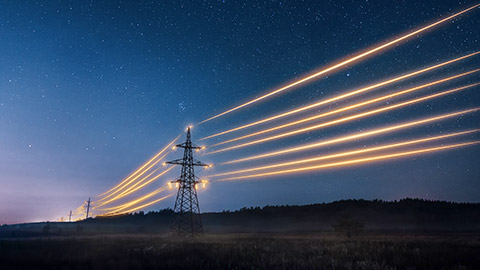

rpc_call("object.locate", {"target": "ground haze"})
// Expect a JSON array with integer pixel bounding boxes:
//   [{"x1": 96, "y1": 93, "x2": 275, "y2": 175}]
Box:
[{"x1": 2, "y1": 199, "x2": 479, "y2": 269}]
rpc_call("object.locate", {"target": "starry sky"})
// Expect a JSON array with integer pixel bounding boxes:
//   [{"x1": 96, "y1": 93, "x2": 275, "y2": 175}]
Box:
[{"x1": 1, "y1": 0, "x2": 479, "y2": 224}]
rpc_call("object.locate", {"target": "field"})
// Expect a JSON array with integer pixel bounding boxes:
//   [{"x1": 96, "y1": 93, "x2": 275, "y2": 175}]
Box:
[{"x1": 1, "y1": 233, "x2": 480, "y2": 270}]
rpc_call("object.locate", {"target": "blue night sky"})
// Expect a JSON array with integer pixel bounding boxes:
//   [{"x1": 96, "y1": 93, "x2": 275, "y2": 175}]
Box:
[{"x1": 1, "y1": 0, "x2": 479, "y2": 224}]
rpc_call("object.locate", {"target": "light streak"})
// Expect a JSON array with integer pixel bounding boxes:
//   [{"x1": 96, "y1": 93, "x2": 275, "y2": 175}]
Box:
[
  {"x1": 72, "y1": 209, "x2": 84, "y2": 215},
  {"x1": 72, "y1": 208, "x2": 84, "y2": 214},
  {"x1": 222, "y1": 108, "x2": 480, "y2": 164},
  {"x1": 206, "y1": 83, "x2": 479, "y2": 155},
  {"x1": 72, "y1": 208, "x2": 83, "y2": 215},
  {"x1": 218, "y1": 141, "x2": 480, "y2": 181},
  {"x1": 97, "y1": 135, "x2": 180, "y2": 198},
  {"x1": 198, "y1": 4, "x2": 480, "y2": 124},
  {"x1": 95, "y1": 167, "x2": 173, "y2": 207},
  {"x1": 209, "y1": 129, "x2": 480, "y2": 177},
  {"x1": 210, "y1": 69, "x2": 480, "y2": 147},
  {"x1": 96, "y1": 152, "x2": 170, "y2": 202},
  {"x1": 200, "y1": 52, "x2": 480, "y2": 141},
  {"x1": 97, "y1": 187, "x2": 167, "y2": 212},
  {"x1": 96, "y1": 166, "x2": 160, "y2": 205},
  {"x1": 101, "y1": 194, "x2": 173, "y2": 216}
]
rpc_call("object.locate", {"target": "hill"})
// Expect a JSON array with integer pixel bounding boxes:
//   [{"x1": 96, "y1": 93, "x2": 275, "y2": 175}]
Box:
[{"x1": 2, "y1": 198, "x2": 480, "y2": 237}]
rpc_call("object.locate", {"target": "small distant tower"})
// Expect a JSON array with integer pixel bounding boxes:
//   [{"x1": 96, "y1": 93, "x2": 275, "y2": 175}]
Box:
[
  {"x1": 85, "y1": 198, "x2": 91, "y2": 219},
  {"x1": 166, "y1": 127, "x2": 209, "y2": 237},
  {"x1": 68, "y1": 210, "x2": 72, "y2": 222}
]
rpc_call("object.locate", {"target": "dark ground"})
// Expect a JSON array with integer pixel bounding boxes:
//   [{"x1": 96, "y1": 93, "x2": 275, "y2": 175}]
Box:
[
  {"x1": 1, "y1": 233, "x2": 480, "y2": 270},
  {"x1": 2, "y1": 199, "x2": 480, "y2": 269}
]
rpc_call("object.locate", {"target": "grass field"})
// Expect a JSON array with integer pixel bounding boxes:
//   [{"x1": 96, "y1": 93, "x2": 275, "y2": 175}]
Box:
[{"x1": 1, "y1": 233, "x2": 480, "y2": 270}]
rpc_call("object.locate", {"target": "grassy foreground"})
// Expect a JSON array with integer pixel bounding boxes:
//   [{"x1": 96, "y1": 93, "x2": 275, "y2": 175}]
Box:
[{"x1": 1, "y1": 233, "x2": 479, "y2": 270}]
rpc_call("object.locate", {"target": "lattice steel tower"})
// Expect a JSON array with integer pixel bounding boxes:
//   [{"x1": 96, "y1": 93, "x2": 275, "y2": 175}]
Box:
[{"x1": 166, "y1": 127, "x2": 209, "y2": 236}]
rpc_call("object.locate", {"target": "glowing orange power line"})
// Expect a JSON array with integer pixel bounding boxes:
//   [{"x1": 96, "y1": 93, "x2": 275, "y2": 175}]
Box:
[
  {"x1": 200, "y1": 52, "x2": 480, "y2": 141},
  {"x1": 217, "y1": 141, "x2": 480, "y2": 181},
  {"x1": 209, "y1": 129, "x2": 480, "y2": 178},
  {"x1": 98, "y1": 135, "x2": 180, "y2": 198},
  {"x1": 101, "y1": 194, "x2": 174, "y2": 216},
  {"x1": 206, "y1": 83, "x2": 479, "y2": 155},
  {"x1": 97, "y1": 187, "x2": 168, "y2": 213},
  {"x1": 210, "y1": 69, "x2": 480, "y2": 147},
  {"x1": 72, "y1": 207, "x2": 84, "y2": 215},
  {"x1": 222, "y1": 108, "x2": 480, "y2": 164},
  {"x1": 198, "y1": 4, "x2": 480, "y2": 125},
  {"x1": 95, "y1": 167, "x2": 173, "y2": 207},
  {"x1": 96, "y1": 151, "x2": 170, "y2": 202}
]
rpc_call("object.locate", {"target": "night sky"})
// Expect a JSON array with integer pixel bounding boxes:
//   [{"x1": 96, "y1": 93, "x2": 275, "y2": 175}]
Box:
[{"x1": 1, "y1": 0, "x2": 479, "y2": 224}]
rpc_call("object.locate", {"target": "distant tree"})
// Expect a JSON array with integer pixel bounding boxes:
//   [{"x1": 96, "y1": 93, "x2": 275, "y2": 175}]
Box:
[
  {"x1": 42, "y1": 224, "x2": 51, "y2": 235},
  {"x1": 332, "y1": 215, "x2": 364, "y2": 238}
]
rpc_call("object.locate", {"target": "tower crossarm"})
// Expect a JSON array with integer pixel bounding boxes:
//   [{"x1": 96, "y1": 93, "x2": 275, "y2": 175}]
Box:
[
  {"x1": 175, "y1": 142, "x2": 202, "y2": 149},
  {"x1": 192, "y1": 159, "x2": 209, "y2": 167},
  {"x1": 166, "y1": 159, "x2": 210, "y2": 167},
  {"x1": 165, "y1": 159, "x2": 185, "y2": 165}
]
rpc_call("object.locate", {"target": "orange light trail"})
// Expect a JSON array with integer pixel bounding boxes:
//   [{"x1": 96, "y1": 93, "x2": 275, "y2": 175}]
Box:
[
  {"x1": 101, "y1": 194, "x2": 174, "y2": 216},
  {"x1": 217, "y1": 141, "x2": 480, "y2": 181},
  {"x1": 72, "y1": 207, "x2": 84, "y2": 215},
  {"x1": 198, "y1": 4, "x2": 480, "y2": 125},
  {"x1": 209, "y1": 129, "x2": 480, "y2": 178},
  {"x1": 95, "y1": 167, "x2": 173, "y2": 207},
  {"x1": 200, "y1": 52, "x2": 480, "y2": 141},
  {"x1": 206, "y1": 83, "x2": 479, "y2": 155},
  {"x1": 222, "y1": 108, "x2": 480, "y2": 164},
  {"x1": 97, "y1": 187, "x2": 168, "y2": 213},
  {"x1": 96, "y1": 151, "x2": 170, "y2": 202},
  {"x1": 97, "y1": 135, "x2": 180, "y2": 198},
  {"x1": 210, "y1": 69, "x2": 480, "y2": 147}
]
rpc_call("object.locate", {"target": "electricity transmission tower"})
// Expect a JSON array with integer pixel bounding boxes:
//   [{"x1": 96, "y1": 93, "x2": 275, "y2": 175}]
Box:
[
  {"x1": 166, "y1": 127, "x2": 209, "y2": 237},
  {"x1": 85, "y1": 198, "x2": 91, "y2": 219}
]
